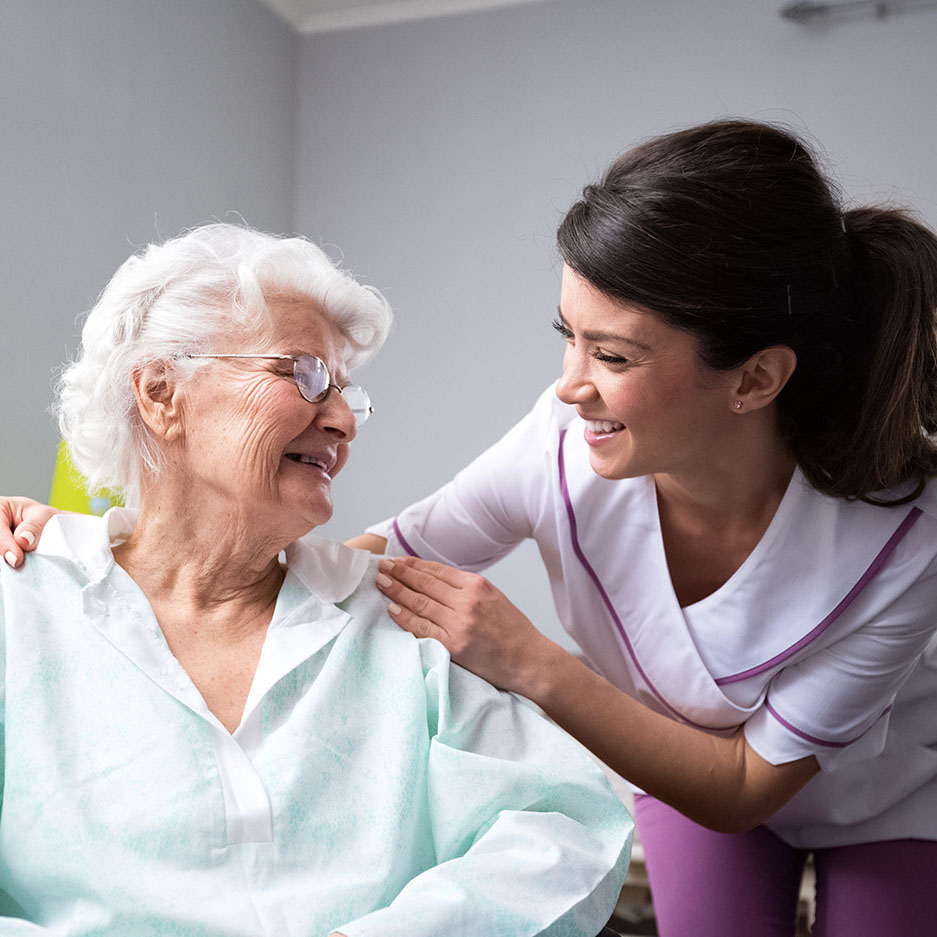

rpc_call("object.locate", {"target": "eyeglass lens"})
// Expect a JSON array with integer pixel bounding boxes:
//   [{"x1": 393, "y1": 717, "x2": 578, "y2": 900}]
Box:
[
  {"x1": 292, "y1": 355, "x2": 330, "y2": 401},
  {"x1": 293, "y1": 356, "x2": 372, "y2": 426}
]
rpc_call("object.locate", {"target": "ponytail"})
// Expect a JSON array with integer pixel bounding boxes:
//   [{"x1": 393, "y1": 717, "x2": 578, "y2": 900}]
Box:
[{"x1": 802, "y1": 207, "x2": 937, "y2": 504}]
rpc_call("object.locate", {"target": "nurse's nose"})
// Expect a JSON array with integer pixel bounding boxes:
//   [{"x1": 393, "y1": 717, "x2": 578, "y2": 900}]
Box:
[{"x1": 555, "y1": 347, "x2": 598, "y2": 406}]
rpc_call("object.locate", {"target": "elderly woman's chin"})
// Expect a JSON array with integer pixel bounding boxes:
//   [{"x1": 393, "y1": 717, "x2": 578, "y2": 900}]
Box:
[{"x1": 278, "y1": 460, "x2": 337, "y2": 533}]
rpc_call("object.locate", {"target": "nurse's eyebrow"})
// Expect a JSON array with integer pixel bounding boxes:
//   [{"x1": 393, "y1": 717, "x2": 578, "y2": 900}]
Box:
[{"x1": 556, "y1": 309, "x2": 653, "y2": 352}]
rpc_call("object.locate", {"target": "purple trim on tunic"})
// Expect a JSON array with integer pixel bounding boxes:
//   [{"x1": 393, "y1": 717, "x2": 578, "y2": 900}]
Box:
[
  {"x1": 715, "y1": 507, "x2": 923, "y2": 686},
  {"x1": 765, "y1": 698, "x2": 893, "y2": 748},
  {"x1": 392, "y1": 518, "x2": 420, "y2": 558},
  {"x1": 557, "y1": 429, "x2": 707, "y2": 728}
]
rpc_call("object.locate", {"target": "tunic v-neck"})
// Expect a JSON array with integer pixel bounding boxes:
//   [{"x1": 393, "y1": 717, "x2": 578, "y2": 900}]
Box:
[
  {"x1": 654, "y1": 467, "x2": 799, "y2": 614},
  {"x1": 655, "y1": 468, "x2": 802, "y2": 671}
]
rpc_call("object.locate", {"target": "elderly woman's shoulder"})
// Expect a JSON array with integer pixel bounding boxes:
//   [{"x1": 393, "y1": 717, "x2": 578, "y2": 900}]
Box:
[
  {"x1": 2, "y1": 512, "x2": 108, "y2": 588},
  {"x1": 338, "y1": 554, "x2": 424, "y2": 643},
  {"x1": 287, "y1": 537, "x2": 414, "y2": 639},
  {"x1": 335, "y1": 555, "x2": 467, "y2": 666},
  {"x1": 0, "y1": 514, "x2": 108, "y2": 642},
  {"x1": 338, "y1": 554, "x2": 395, "y2": 613}
]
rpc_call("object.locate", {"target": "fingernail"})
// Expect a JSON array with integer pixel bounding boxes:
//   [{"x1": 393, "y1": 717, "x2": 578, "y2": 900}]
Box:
[
  {"x1": 388, "y1": 602, "x2": 402, "y2": 615},
  {"x1": 4, "y1": 551, "x2": 17, "y2": 567},
  {"x1": 376, "y1": 573, "x2": 393, "y2": 588},
  {"x1": 19, "y1": 530, "x2": 35, "y2": 547},
  {"x1": 378, "y1": 558, "x2": 395, "y2": 572}
]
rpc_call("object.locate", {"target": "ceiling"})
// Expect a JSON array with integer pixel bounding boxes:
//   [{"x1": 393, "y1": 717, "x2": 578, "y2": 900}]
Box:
[{"x1": 255, "y1": 0, "x2": 550, "y2": 34}]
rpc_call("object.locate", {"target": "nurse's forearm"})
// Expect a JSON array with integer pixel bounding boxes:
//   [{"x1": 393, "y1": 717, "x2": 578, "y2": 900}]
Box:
[
  {"x1": 524, "y1": 643, "x2": 818, "y2": 834},
  {"x1": 345, "y1": 533, "x2": 388, "y2": 554}
]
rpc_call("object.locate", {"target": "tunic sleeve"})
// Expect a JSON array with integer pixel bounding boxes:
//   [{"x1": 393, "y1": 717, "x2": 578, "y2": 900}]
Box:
[
  {"x1": 336, "y1": 637, "x2": 633, "y2": 937},
  {"x1": 365, "y1": 385, "x2": 561, "y2": 571},
  {"x1": 744, "y1": 542, "x2": 937, "y2": 773}
]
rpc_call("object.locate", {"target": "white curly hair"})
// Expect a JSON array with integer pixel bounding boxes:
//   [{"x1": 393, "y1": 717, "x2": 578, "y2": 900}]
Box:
[{"x1": 55, "y1": 223, "x2": 393, "y2": 507}]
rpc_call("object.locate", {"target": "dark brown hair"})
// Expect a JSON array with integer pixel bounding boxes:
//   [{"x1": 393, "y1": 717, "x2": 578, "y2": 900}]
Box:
[{"x1": 557, "y1": 120, "x2": 937, "y2": 504}]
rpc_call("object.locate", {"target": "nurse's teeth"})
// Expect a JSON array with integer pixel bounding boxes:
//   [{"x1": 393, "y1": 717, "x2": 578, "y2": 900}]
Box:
[{"x1": 586, "y1": 420, "x2": 625, "y2": 434}]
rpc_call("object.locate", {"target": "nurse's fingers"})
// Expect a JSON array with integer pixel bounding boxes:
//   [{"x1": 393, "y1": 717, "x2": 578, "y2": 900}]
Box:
[
  {"x1": 376, "y1": 556, "x2": 465, "y2": 609},
  {"x1": 1, "y1": 497, "x2": 57, "y2": 568},
  {"x1": 379, "y1": 582, "x2": 451, "y2": 645},
  {"x1": 382, "y1": 555, "x2": 468, "y2": 588},
  {"x1": 384, "y1": 602, "x2": 448, "y2": 646},
  {"x1": 375, "y1": 563, "x2": 449, "y2": 624}
]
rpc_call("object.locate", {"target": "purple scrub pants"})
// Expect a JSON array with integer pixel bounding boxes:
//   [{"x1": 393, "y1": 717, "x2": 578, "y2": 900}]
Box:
[{"x1": 633, "y1": 794, "x2": 937, "y2": 937}]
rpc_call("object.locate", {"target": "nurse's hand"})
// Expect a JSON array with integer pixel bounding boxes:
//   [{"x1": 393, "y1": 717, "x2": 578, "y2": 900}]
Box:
[
  {"x1": 1, "y1": 497, "x2": 58, "y2": 567},
  {"x1": 375, "y1": 556, "x2": 562, "y2": 694}
]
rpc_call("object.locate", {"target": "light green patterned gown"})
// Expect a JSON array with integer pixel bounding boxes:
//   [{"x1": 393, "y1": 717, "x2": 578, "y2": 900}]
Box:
[{"x1": 0, "y1": 510, "x2": 632, "y2": 936}]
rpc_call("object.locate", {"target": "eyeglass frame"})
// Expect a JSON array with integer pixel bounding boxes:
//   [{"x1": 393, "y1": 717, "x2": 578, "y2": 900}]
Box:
[{"x1": 184, "y1": 353, "x2": 373, "y2": 426}]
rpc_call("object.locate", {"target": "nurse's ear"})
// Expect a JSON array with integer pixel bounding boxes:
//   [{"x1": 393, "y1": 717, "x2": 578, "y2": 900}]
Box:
[
  {"x1": 730, "y1": 345, "x2": 797, "y2": 413},
  {"x1": 130, "y1": 361, "x2": 186, "y2": 442}
]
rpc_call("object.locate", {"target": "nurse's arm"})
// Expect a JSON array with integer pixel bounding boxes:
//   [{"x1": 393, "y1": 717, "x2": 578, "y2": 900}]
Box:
[
  {"x1": 527, "y1": 646, "x2": 820, "y2": 834},
  {"x1": 0, "y1": 497, "x2": 59, "y2": 568},
  {"x1": 375, "y1": 555, "x2": 819, "y2": 835},
  {"x1": 344, "y1": 533, "x2": 388, "y2": 554}
]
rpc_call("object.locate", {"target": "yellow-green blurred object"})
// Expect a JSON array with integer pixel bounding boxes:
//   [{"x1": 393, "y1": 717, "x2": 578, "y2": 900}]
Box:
[{"x1": 49, "y1": 441, "x2": 123, "y2": 515}]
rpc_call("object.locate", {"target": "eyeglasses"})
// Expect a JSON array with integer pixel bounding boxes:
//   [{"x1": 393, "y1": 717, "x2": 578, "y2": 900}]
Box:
[{"x1": 185, "y1": 353, "x2": 373, "y2": 427}]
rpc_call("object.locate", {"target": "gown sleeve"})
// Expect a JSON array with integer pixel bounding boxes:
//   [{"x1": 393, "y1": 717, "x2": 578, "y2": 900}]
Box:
[
  {"x1": 744, "y1": 534, "x2": 937, "y2": 773},
  {"x1": 335, "y1": 636, "x2": 633, "y2": 937},
  {"x1": 365, "y1": 385, "x2": 562, "y2": 571},
  {"x1": 0, "y1": 577, "x2": 56, "y2": 933}
]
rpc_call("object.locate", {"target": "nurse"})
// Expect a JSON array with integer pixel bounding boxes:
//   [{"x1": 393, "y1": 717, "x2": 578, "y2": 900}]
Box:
[
  {"x1": 357, "y1": 121, "x2": 937, "y2": 937},
  {"x1": 3, "y1": 119, "x2": 937, "y2": 935}
]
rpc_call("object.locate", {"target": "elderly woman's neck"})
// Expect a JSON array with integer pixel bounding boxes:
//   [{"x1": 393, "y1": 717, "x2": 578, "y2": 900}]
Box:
[{"x1": 112, "y1": 492, "x2": 290, "y2": 618}]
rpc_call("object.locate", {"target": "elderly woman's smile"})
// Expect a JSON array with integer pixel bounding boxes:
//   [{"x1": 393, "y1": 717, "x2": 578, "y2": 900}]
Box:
[{"x1": 170, "y1": 298, "x2": 357, "y2": 538}]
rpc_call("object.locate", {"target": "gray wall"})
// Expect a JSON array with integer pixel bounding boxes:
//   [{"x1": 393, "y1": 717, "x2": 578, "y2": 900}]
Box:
[
  {"x1": 297, "y1": 0, "x2": 937, "y2": 649},
  {"x1": 4, "y1": 0, "x2": 937, "y2": 649},
  {"x1": 0, "y1": 0, "x2": 297, "y2": 499}
]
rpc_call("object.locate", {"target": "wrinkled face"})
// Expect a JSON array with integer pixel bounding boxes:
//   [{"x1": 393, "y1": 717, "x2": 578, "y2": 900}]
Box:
[
  {"x1": 554, "y1": 265, "x2": 736, "y2": 482},
  {"x1": 173, "y1": 298, "x2": 356, "y2": 536}
]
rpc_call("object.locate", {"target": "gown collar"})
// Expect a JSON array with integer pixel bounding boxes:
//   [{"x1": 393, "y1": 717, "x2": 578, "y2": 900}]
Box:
[{"x1": 36, "y1": 508, "x2": 372, "y2": 738}]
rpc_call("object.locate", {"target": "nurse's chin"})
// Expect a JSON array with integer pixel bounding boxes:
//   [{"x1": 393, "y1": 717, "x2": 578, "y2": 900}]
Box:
[{"x1": 585, "y1": 450, "x2": 644, "y2": 482}]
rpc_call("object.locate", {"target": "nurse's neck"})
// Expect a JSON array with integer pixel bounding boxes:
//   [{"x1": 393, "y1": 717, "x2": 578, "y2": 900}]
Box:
[
  {"x1": 654, "y1": 433, "x2": 796, "y2": 535},
  {"x1": 654, "y1": 435, "x2": 796, "y2": 607}
]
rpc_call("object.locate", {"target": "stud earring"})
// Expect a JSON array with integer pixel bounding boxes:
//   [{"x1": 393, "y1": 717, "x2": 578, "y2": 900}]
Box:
[{"x1": 733, "y1": 400, "x2": 743, "y2": 410}]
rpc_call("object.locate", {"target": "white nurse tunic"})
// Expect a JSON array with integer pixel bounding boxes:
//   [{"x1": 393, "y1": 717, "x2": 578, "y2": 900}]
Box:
[{"x1": 368, "y1": 384, "x2": 937, "y2": 849}]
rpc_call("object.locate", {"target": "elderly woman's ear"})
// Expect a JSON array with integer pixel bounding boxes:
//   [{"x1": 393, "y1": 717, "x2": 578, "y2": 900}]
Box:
[{"x1": 130, "y1": 362, "x2": 185, "y2": 440}]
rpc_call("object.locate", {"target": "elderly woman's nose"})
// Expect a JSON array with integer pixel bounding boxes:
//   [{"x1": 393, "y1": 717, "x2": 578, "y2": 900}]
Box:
[{"x1": 316, "y1": 388, "x2": 357, "y2": 438}]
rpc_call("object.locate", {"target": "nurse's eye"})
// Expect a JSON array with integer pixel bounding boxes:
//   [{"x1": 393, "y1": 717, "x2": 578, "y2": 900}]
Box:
[
  {"x1": 591, "y1": 349, "x2": 630, "y2": 367},
  {"x1": 552, "y1": 318, "x2": 573, "y2": 341}
]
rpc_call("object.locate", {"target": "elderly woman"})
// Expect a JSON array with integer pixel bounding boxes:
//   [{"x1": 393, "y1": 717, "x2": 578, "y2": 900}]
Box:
[{"x1": 0, "y1": 224, "x2": 631, "y2": 936}]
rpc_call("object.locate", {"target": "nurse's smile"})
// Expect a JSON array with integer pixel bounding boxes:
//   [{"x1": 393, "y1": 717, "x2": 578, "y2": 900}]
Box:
[
  {"x1": 582, "y1": 419, "x2": 626, "y2": 446},
  {"x1": 554, "y1": 264, "x2": 736, "y2": 482}
]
